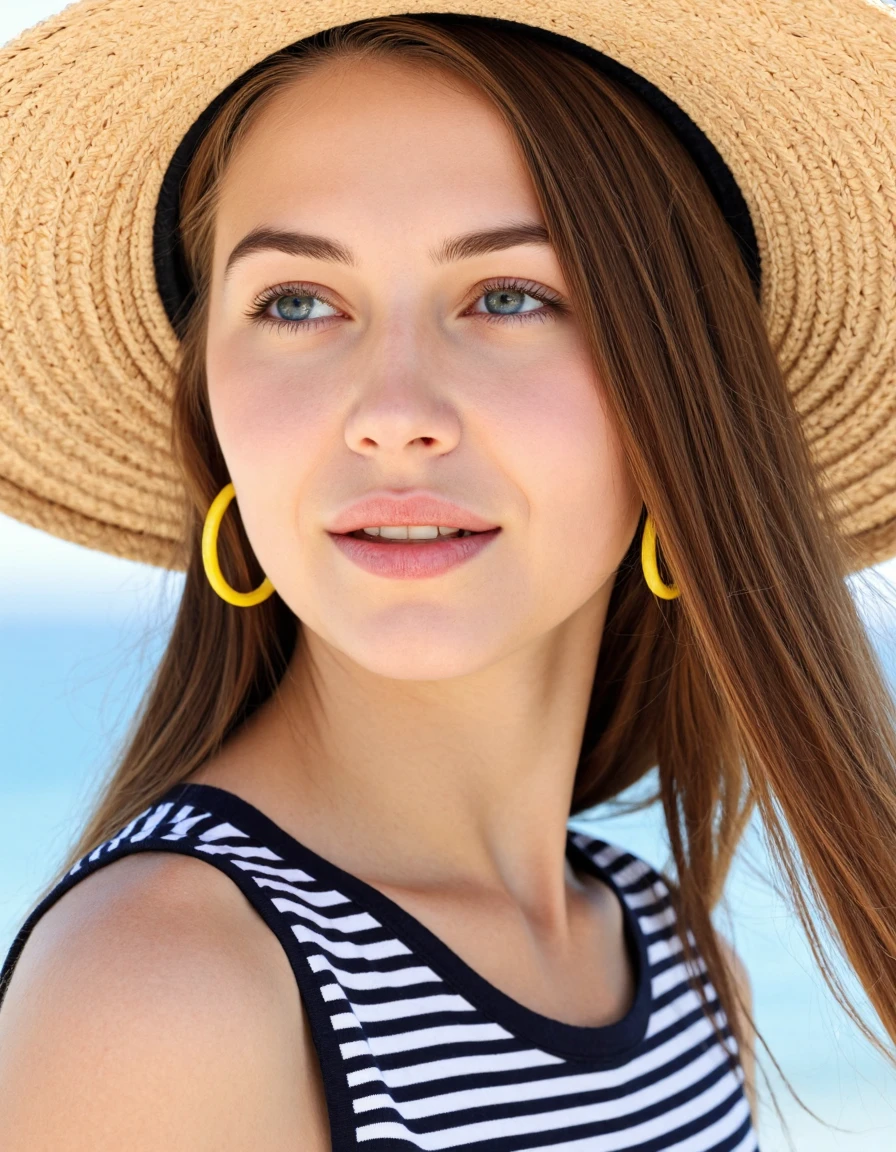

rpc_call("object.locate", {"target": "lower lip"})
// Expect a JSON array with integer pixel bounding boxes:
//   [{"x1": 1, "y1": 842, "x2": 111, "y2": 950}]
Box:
[{"x1": 328, "y1": 529, "x2": 501, "y2": 579}]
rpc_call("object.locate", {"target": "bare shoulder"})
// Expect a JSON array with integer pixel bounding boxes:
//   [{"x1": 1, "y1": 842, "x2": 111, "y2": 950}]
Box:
[{"x1": 0, "y1": 850, "x2": 330, "y2": 1151}]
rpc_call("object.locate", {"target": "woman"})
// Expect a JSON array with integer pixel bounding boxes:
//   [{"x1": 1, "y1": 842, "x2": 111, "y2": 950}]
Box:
[{"x1": 1, "y1": 3, "x2": 895, "y2": 1149}]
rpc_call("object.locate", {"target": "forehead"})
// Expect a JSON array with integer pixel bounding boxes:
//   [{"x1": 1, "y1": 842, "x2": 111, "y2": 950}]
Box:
[{"x1": 216, "y1": 56, "x2": 536, "y2": 223}]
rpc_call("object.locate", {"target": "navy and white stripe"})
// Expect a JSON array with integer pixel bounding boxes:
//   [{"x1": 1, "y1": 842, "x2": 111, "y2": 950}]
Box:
[{"x1": 0, "y1": 782, "x2": 758, "y2": 1151}]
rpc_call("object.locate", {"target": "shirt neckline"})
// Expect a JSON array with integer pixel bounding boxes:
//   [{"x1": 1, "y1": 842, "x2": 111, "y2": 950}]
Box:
[{"x1": 163, "y1": 780, "x2": 652, "y2": 1062}]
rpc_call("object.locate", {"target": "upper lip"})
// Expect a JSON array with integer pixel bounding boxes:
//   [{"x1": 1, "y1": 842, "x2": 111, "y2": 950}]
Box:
[{"x1": 327, "y1": 492, "x2": 501, "y2": 534}]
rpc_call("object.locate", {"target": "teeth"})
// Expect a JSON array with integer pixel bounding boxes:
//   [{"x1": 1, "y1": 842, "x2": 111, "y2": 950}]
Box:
[{"x1": 359, "y1": 525, "x2": 472, "y2": 539}]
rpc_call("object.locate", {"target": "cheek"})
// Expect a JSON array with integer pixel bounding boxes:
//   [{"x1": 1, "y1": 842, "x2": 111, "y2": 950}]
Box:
[
  {"x1": 205, "y1": 341, "x2": 330, "y2": 551},
  {"x1": 207, "y1": 339, "x2": 320, "y2": 458},
  {"x1": 499, "y1": 365, "x2": 640, "y2": 552}
]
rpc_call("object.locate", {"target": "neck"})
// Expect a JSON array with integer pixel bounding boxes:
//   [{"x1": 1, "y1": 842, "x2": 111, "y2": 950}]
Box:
[{"x1": 211, "y1": 585, "x2": 611, "y2": 928}]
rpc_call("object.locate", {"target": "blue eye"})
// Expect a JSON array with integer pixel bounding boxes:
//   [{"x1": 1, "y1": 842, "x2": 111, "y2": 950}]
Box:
[
  {"x1": 472, "y1": 283, "x2": 557, "y2": 322},
  {"x1": 260, "y1": 291, "x2": 340, "y2": 327},
  {"x1": 244, "y1": 277, "x2": 568, "y2": 334}
]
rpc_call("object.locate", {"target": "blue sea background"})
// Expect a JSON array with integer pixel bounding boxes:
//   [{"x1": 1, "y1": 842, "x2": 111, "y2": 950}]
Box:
[{"x1": 3, "y1": 1, "x2": 896, "y2": 1146}]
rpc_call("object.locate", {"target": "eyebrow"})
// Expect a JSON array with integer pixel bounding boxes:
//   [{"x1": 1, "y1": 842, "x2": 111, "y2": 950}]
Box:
[{"x1": 222, "y1": 221, "x2": 552, "y2": 282}]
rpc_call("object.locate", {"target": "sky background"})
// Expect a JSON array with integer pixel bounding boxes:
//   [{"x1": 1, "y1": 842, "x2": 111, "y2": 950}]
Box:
[{"x1": 3, "y1": 2, "x2": 896, "y2": 1149}]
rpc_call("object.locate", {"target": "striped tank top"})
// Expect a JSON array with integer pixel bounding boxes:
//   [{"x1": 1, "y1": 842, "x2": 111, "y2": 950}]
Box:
[{"x1": 0, "y1": 781, "x2": 758, "y2": 1151}]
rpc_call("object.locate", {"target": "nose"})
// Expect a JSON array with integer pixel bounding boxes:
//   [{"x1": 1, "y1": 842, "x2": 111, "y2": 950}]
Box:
[{"x1": 343, "y1": 368, "x2": 462, "y2": 460}]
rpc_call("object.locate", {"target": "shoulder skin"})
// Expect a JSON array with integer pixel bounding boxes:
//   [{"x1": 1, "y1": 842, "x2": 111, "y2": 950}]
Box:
[{"x1": 0, "y1": 851, "x2": 330, "y2": 1151}]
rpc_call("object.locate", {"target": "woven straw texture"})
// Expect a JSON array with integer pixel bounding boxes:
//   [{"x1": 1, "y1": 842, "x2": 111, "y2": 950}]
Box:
[{"x1": 1, "y1": 0, "x2": 895, "y2": 572}]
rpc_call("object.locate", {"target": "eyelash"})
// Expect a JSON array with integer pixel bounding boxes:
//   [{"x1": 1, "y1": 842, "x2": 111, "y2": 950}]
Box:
[{"x1": 243, "y1": 277, "x2": 568, "y2": 334}]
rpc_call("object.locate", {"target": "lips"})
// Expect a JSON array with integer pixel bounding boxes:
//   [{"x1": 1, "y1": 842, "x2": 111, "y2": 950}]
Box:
[
  {"x1": 344, "y1": 528, "x2": 482, "y2": 541},
  {"x1": 330, "y1": 525, "x2": 501, "y2": 578},
  {"x1": 327, "y1": 492, "x2": 500, "y2": 535}
]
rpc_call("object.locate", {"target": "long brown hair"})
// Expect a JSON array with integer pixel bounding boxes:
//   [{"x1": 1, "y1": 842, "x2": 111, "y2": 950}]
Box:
[{"x1": 22, "y1": 13, "x2": 896, "y2": 1125}]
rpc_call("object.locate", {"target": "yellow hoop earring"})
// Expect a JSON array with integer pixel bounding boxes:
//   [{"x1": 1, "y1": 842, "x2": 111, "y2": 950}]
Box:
[
  {"x1": 641, "y1": 512, "x2": 680, "y2": 600},
  {"x1": 201, "y1": 482, "x2": 275, "y2": 607}
]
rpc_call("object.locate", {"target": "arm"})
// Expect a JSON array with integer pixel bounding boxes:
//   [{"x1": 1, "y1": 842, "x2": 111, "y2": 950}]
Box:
[
  {"x1": 717, "y1": 933, "x2": 757, "y2": 1123},
  {"x1": 0, "y1": 851, "x2": 327, "y2": 1151}
]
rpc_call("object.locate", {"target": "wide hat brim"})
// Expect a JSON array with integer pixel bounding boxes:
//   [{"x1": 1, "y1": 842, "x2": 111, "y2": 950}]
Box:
[{"x1": 1, "y1": 0, "x2": 895, "y2": 573}]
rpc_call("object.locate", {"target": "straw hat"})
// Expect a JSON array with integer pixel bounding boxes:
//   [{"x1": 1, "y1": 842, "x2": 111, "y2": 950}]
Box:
[{"x1": 1, "y1": 0, "x2": 895, "y2": 573}]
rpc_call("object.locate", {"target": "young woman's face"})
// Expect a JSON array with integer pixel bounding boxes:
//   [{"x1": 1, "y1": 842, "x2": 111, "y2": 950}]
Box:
[{"x1": 206, "y1": 56, "x2": 642, "y2": 679}]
